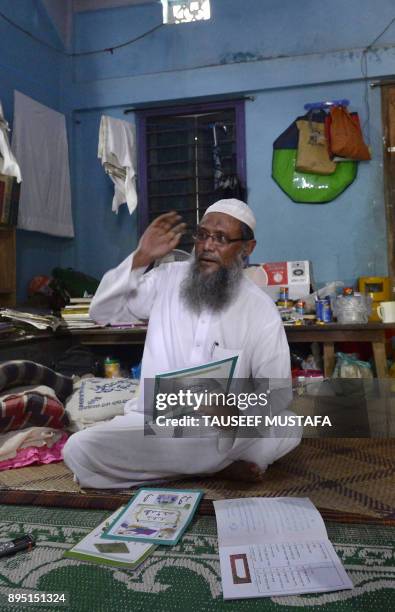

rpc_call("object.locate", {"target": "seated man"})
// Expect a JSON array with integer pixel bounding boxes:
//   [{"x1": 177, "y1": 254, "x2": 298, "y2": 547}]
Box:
[{"x1": 63, "y1": 199, "x2": 302, "y2": 488}]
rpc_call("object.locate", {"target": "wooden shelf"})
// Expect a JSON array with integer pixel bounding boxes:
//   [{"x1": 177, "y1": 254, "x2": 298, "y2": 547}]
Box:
[{"x1": 0, "y1": 226, "x2": 16, "y2": 307}]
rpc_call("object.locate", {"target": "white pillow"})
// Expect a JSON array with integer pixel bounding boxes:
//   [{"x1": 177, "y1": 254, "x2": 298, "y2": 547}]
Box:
[{"x1": 65, "y1": 377, "x2": 139, "y2": 431}]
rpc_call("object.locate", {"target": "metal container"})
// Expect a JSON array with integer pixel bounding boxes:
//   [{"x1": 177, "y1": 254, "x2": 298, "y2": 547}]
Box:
[{"x1": 322, "y1": 298, "x2": 333, "y2": 323}]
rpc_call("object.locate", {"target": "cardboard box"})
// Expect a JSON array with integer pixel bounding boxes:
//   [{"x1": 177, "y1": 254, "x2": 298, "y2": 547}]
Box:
[{"x1": 245, "y1": 261, "x2": 312, "y2": 300}]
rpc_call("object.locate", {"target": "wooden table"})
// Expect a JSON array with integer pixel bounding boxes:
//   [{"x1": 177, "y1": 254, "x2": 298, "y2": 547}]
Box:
[
  {"x1": 1, "y1": 323, "x2": 392, "y2": 379},
  {"x1": 285, "y1": 322, "x2": 393, "y2": 378},
  {"x1": 69, "y1": 322, "x2": 393, "y2": 379}
]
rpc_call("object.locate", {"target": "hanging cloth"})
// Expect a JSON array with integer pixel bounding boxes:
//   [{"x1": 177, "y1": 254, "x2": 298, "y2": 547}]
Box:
[
  {"x1": 211, "y1": 122, "x2": 240, "y2": 197},
  {"x1": 12, "y1": 91, "x2": 74, "y2": 237},
  {"x1": 0, "y1": 102, "x2": 21, "y2": 182},
  {"x1": 98, "y1": 115, "x2": 137, "y2": 214}
]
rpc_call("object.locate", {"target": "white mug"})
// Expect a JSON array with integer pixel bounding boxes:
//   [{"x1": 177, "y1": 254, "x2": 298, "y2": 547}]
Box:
[{"x1": 377, "y1": 301, "x2": 395, "y2": 323}]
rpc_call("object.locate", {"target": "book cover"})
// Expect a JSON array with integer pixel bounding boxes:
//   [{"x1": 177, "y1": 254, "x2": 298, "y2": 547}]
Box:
[
  {"x1": 64, "y1": 507, "x2": 155, "y2": 569},
  {"x1": 102, "y1": 488, "x2": 203, "y2": 546}
]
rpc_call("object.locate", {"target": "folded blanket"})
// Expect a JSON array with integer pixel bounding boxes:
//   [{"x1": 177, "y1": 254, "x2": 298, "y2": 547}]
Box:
[
  {"x1": 0, "y1": 385, "x2": 70, "y2": 432},
  {"x1": 0, "y1": 361, "x2": 73, "y2": 402},
  {"x1": 0, "y1": 426, "x2": 63, "y2": 460},
  {"x1": 0, "y1": 433, "x2": 68, "y2": 471}
]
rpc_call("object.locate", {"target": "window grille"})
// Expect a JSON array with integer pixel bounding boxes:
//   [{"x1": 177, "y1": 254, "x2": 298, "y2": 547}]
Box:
[
  {"x1": 162, "y1": 0, "x2": 211, "y2": 24},
  {"x1": 136, "y1": 101, "x2": 246, "y2": 252}
]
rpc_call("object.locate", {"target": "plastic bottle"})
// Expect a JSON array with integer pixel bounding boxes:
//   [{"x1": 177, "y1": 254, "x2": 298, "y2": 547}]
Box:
[{"x1": 104, "y1": 357, "x2": 121, "y2": 378}]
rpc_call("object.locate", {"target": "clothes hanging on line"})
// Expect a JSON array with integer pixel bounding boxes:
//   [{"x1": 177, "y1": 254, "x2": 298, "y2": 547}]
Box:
[
  {"x1": 0, "y1": 102, "x2": 21, "y2": 182},
  {"x1": 98, "y1": 115, "x2": 137, "y2": 214},
  {"x1": 212, "y1": 123, "x2": 240, "y2": 193},
  {"x1": 12, "y1": 91, "x2": 74, "y2": 237}
]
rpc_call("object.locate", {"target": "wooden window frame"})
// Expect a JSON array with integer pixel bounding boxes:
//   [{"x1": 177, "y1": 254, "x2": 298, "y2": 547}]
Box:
[{"x1": 381, "y1": 85, "x2": 395, "y2": 288}]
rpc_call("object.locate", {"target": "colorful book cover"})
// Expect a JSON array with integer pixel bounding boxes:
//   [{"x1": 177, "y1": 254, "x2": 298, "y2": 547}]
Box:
[{"x1": 102, "y1": 488, "x2": 203, "y2": 546}]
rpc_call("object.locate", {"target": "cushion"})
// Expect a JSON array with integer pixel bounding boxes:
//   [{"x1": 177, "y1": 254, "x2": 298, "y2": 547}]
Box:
[
  {"x1": 0, "y1": 385, "x2": 70, "y2": 432},
  {"x1": 65, "y1": 377, "x2": 139, "y2": 431}
]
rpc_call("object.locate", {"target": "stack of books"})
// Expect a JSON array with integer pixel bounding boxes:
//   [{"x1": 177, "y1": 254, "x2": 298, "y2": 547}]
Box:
[
  {"x1": 60, "y1": 297, "x2": 100, "y2": 329},
  {"x1": 64, "y1": 488, "x2": 203, "y2": 569}
]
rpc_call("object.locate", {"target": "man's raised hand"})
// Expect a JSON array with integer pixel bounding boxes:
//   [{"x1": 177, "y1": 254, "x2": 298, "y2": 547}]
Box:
[{"x1": 133, "y1": 211, "x2": 187, "y2": 269}]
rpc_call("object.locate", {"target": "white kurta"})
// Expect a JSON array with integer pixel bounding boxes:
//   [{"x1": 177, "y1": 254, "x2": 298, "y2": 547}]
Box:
[{"x1": 63, "y1": 253, "x2": 301, "y2": 488}]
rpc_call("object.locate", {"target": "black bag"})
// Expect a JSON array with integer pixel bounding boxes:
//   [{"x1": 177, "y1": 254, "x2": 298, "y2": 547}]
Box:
[
  {"x1": 52, "y1": 346, "x2": 99, "y2": 378},
  {"x1": 52, "y1": 268, "x2": 99, "y2": 298}
]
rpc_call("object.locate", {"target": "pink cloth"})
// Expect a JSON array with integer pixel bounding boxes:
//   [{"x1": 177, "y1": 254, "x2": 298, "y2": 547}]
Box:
[{"x1": 0, "y1": 433, "x2": 68, "y2": 471}]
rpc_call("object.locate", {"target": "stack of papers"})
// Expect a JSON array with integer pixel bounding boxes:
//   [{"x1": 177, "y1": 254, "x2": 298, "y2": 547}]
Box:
[
  {"x1": 0, "y1": 308, "x2": 61, "y2": 331},
  {"x1": 214, "y1": 497, "x2": 353, "y2": 600}
]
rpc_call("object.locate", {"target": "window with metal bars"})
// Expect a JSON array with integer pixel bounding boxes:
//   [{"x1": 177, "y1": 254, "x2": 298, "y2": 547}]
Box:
[
  {"x1": 162, "y1": 1, "x2": 211, "y2": 24},
  {"x1": 136, "y1": 100, "x2": 246, "y2": 251}
]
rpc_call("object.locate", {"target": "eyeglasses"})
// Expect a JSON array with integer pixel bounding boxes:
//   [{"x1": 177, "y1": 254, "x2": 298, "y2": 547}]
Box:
[{"x1": 192, "y1": 227, "x2": 247, "y2": 246}]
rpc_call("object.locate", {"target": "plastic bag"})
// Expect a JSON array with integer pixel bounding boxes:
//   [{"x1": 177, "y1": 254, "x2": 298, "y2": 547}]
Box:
[
  {"x1": 301, "y1": 281, "x2": 344, "y2": 313},
  {"x1": 332, "y1": 352, "x2": 373, "y2": 379},
  {"x1": 329, "y1": 106, "x2": 371, "y2": 161}
]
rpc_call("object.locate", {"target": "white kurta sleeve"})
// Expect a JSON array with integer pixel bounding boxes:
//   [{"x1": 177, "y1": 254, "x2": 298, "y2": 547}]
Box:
[
  {"x1": 89, "y1": 252, "x2": 160, "y2": 325},
  {"x1": 250, "y1": 317, "x2": 291, "y2": 380}
]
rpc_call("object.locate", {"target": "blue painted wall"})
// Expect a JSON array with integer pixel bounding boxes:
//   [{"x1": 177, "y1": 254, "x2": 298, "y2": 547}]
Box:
[
  {"x1": 4, "y1": 0, "x2": 395, "y2": 297},
  {"x1": 0, "y1": 0, "x2": 74, "y2": 301},
  {"x1": 71, "y1": 107, "x2": 138, "y2": 281},
  {"x1": 66, "y1": 0, "x2": 393, "y2": 288}
]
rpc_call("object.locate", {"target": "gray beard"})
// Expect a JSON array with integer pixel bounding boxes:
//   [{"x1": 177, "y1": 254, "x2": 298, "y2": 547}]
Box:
[{"x1": 180, "y1": 257, "x2": 244, "y2": 313}]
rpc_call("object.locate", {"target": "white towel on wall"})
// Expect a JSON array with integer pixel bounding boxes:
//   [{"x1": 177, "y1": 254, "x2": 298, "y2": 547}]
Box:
[
  {"x1": 98, "y1": 115, "x2": 137, "y2": 214},
  {"x1": 12, "y1": 91, "x2": 74, "y2": 237},
  {"x1": 0, "y1": 102, "x2": 21, "y2": 182}
]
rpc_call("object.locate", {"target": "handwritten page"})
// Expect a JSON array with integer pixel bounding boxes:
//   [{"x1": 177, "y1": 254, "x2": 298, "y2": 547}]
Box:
[{"x1": 214, "y1": 497, "x2": 353, "y2": 600}]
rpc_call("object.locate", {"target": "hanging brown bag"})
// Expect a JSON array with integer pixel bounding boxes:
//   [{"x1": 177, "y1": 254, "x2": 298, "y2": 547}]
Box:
[
  {"x1": 296, "y1": 118, "x2": 336, "y2": 175},
  {"x1": 329, "y1": 106, "x2": 371, "y2": 160}
]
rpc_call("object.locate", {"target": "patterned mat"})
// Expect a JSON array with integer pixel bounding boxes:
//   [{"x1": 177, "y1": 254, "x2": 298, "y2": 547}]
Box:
[
  {"x1": 0, "y1": 439, "x2": 394, "y2": 520},
  {"x1": 0, "y1": 504, "x2": 394, "y2": 611}
]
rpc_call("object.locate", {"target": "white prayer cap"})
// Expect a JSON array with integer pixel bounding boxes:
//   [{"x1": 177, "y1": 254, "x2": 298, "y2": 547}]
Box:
[{"x1": 203, "y1": 199, "x2": 256, "y2": 232}]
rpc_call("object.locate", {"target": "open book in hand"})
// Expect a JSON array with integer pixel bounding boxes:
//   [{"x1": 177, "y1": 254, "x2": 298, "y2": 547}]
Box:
[
  {"x1": 214, "y1": 497, "x2": 353, "y2": 600},
  {"x1": 64, "y1": 507, "x2": 155, "y2": 569},
  {"x1": 152, "y1": 355, "x2": 238, "y2": 421}
]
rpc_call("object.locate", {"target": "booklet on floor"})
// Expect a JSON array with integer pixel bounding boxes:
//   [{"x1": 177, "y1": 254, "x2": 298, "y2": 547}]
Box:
[
  {"x1": 213, "y1": 496, "x2": 353, "y2": 600},
  {"x1": 64, "y1": 507, "x2": 155, "y2": 569},
  {"x1": 101, "y1": 488, "x2": 203, "y2": 546}
]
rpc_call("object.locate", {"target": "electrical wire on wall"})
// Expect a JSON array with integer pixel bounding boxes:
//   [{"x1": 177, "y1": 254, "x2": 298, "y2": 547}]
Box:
[
  {"x1": 2, "y1": 7, "x2": 395, "y2": 87},
  {"x1": 0, "y1": 9, "x2": 164, "y2": 57},
  {"x1": 360, "y1": 15, "x2": 395, "y2": 143}
]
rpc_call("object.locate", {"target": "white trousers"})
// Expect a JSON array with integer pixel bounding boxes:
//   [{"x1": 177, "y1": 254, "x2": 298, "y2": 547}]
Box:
[{"x1": 62, "y1": 409, "x2": 302, "y2": 489}]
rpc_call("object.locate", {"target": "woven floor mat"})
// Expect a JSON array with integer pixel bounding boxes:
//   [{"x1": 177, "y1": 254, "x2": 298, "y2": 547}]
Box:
[{"x1": 0, "y1": 439, "x2": 393, "y2": 520}]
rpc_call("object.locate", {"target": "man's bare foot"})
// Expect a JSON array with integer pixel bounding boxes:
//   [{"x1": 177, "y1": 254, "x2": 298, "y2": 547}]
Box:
[{"x1": 214, "y1": 460, "x2": 266, "y2": 482}]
